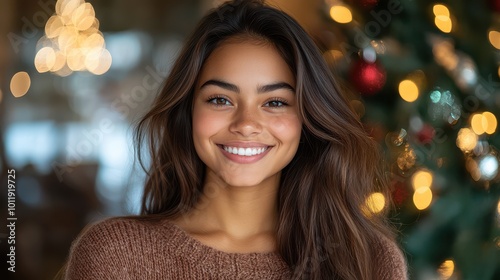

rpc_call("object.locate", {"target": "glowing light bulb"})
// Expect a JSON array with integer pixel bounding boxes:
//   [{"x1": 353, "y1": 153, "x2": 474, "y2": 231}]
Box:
[
  {"x1": 330, "y1": 5, "x2": 352, "y2": 24},
  {"x1": 10, "y1": 72, "x2": 31, "y2": 98},
  {"x1": 398, "y1": 79, "x2": 419, "y2": 102}
]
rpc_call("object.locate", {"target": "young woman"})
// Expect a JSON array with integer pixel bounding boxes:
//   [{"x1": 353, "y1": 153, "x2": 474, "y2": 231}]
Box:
[{"x1": 64, "y1": 0, "x2": 407, "y2": 279}]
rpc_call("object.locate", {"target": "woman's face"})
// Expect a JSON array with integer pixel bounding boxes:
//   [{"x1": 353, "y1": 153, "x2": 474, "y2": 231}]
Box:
[{"x1": 192, "y1": 39, "x2": 302, "y2": 188}]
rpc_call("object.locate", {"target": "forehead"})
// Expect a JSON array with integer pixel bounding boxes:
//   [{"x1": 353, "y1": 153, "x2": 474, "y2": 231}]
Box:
[{"x1": 197, "y1": 38, "x2": 295, "y2": 86}]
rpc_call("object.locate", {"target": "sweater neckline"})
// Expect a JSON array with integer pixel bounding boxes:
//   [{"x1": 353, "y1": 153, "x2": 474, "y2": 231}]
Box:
[{"x1": 163, "y1": 219, "x2": 285, "y2": 259}]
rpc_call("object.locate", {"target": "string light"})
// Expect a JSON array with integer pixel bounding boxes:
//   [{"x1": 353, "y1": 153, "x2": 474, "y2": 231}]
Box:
[
  {"x1": 10, "y1": 72, "x2": 31, "y2": 98},
  {"x1": 329, "y1": 5, "x2": 352, "y2": 24},
  {"x1": 35, "y1": 0, "x2": 111, "y2": 76}
]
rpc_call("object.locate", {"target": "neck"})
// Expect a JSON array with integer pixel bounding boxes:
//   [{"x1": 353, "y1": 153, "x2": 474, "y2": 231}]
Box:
[{"x1": 188, "y1": 170, "x2": 280, "y2": 239}]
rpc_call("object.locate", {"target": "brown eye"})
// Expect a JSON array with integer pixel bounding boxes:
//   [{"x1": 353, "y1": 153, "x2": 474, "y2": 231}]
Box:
[
  {"x1": 264, "y1": 99, "x2": 288, "y2": 108},
  {"x1": 208, "y1": 97, "x2": 231, "y2": 106}
]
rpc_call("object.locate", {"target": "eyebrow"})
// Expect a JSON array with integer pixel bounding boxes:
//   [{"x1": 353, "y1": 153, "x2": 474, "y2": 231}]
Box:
[{"x1": 199, "y1": 79, "x2": 295, "y2": 94}]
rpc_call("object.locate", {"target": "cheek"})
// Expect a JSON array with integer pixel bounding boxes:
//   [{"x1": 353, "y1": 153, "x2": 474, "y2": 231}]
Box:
[
  {"x1": 192, "y1": 106, "x2": 227, "y2": 142},
  {"x1": 269, "y1": 115, "x2": 302, "y2": 144}
]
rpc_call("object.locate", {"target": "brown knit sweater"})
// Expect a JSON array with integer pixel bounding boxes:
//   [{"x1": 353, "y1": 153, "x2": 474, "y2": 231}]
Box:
[{"x1": 64, "y1": 217, "x2": 407, "y2": 279}]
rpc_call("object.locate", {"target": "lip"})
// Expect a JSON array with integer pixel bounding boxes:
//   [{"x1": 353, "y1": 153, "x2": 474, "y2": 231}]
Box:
[{"x1": 217, "y1": 142, "x2": 273, "y2": 164}]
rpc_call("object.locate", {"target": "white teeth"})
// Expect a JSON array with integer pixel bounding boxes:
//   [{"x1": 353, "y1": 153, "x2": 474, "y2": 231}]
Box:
[{"x1": 223, "y1": 146, "x2": 268, "y2": 156}]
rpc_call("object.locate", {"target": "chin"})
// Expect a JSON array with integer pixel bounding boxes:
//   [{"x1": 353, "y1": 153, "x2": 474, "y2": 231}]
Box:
[{"x1": 220, "y1": 177, "x2": 265, "y2": 188}]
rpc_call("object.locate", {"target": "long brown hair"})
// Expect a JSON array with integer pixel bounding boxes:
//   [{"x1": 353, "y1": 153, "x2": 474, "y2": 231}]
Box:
[{"x1": 135, "y1": 0, "x2": 394, "y2": 279}]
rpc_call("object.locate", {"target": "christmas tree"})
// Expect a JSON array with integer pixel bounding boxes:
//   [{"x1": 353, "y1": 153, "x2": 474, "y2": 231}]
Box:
[{"x1": 320, "y1": 0, "x2": 500, "y2": 279}]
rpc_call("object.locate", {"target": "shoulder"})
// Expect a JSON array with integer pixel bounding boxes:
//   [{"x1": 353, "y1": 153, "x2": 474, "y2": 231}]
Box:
[
  {"x1": 69, "y1": 217, "x2": 157, "y2": 250},
  {"x1": 371, "y1": 233, "x2": 408, "y2": 280},
  {"x1": 64, "y1": 216, "x2": 176, "y2": 279}
]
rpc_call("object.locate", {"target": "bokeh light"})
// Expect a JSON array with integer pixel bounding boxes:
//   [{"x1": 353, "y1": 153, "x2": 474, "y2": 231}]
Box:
[
  {"x1": 35, "y1": 47, "x2": 56, "y2": 73},
  {"x1": 413, "y1": 186, "x2": 432, "y2": 210},
  {"x1": 482, "y1": 112, "x2": 497, "y2": 135},
  {"x1": 456, "y1": 127, "x2": 478, "y2": 152},
  {"x1": 412, "y1": 169, "x2": 433, "y2": 190},
  {"x1": 364, "y1": 192, "x2": 386, "y2": 215},
  {"x1": 470, "y1": 112, "x2": 497, "y2": 135},
  {"x1": 85, "y1": 48, "x2": 112, "y2": 75},
  {"x1": 329, "y1": 5, "x2": 352, "y2": 24},
  {"x1": 398, "y1": 79, "x2": 419, "y2": 102},
  {"x1": 478, "y1": 154, "x2": 499, "y2": 181},
  {"x1": 45, "y1": 16, "x2": 64, "y2": 38},
  {"x1": 10, "y1": 72, "x2": 31, "y2": 98},
  {"x1": 488, "y1": 30, "x2": 500, "y2": 50},
  {"x1": 435, "y1": 16, "x2": 452, "y2": 33},
  {"x1": 438, "y1": 259, "x2": 455, "y2": 279},
  {"x1": 471, "y1": 113, "x2": 485, "y2": 135},
  {"x1": 433, "y1": 4, "x2": 452, "y2": 33},
  {"x1": 36, "y1": 0, "x2": 111, "y2": 75},
  {"x1": 433, "y1": 4, "x2": 450, "y2": 17}
]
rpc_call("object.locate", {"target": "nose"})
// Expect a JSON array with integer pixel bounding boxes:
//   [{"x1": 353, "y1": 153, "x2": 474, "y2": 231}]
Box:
[{"x1": 229, "y1": 104, "x2": 263, "y2": 137}]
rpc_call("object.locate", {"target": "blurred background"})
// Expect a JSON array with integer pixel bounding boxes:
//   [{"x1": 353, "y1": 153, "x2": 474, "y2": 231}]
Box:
[{"x1": 0, "y1": 0, "x2": 499, "y2": 279}]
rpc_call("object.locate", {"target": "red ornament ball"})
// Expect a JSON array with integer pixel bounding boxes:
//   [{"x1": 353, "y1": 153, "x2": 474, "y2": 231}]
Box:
[
  {"x1": 416, "y1": 124, "x2": 435, "y2": 144},
  {"x1": 349, "y1": 59, "x2": 386, "y2": 95},
  {"x1": 356, "y1": 0, "x2": 379, "y2": 9},
  {"x1": 391, "y1": 180, "x2": 409, "y2": 207}
]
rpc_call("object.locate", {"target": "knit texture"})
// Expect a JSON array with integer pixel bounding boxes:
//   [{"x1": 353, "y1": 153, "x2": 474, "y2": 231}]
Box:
[{"x1": 64, "y1": 217, "x2": 407, "y2": 279}]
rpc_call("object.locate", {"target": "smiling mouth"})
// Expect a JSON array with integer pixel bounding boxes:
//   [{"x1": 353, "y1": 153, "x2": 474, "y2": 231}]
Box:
[{"x1": 220, "y1": 145, "x2": 270, "y2": 156}]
